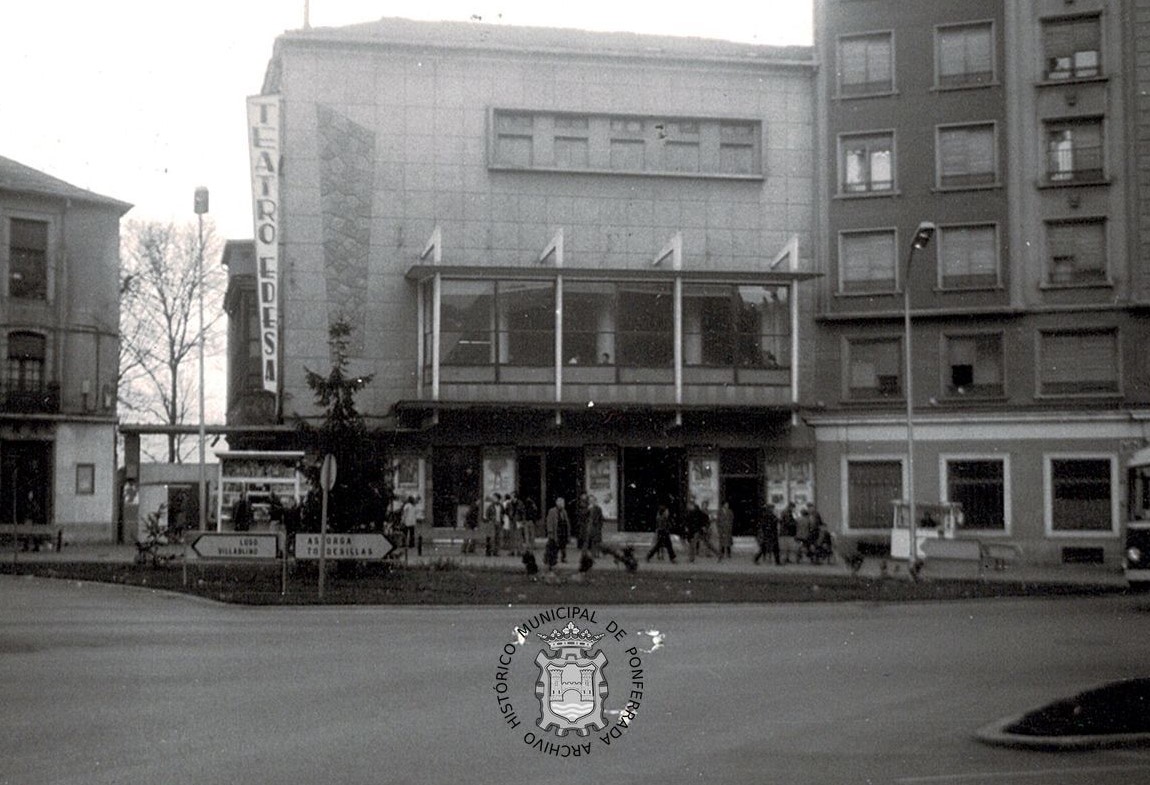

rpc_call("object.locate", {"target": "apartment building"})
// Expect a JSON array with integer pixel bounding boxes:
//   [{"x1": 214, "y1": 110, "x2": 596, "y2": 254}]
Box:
[
  {"x1": 810, "y1": 0, "x2": 1150, "y2": 565},
  {"x1": 0, "y1": 156, "x2": 131, "y2": 542}
]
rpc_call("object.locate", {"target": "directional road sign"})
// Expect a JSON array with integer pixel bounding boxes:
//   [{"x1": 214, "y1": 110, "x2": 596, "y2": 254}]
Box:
[
  {"x1": 190, "y1": 532, "x2": 280, "y2": 560},
  {"x1": 295, "y1": 533, "x2": 394, "y2": 560}
]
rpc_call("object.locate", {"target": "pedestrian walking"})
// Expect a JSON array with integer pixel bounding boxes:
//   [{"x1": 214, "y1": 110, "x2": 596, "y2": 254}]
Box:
[
  {"x1": 686, "y1": 500, "x2": 721, "y2": 562},
  {"x1": 717, "y1": 501, "x2": 735, "y2": 558},
  {"x1": 231, "y1": 491, "x2": 253, "y2": 532},
  {"x1": 584, "y1": 495, "x2": 604, "y2": 556},
  {"x1": 645, "y1": 503, "x2": 677, "y2": 563},
  {"x1": 754, "y1": 503, "x2": 781, "y2": 565},
  {"x1": 401, "y1": 495, "x2": 418, "y2": 548},
  {"x1": 484, "y1": 493, "x2": 503, "y2": 556},
  {"x1": 779, "y1": 502, "x2": 797, "y2": 563},
  {"x1": 796, "y1": 507, "x2": 818, "y2": 563},
  {"x1": 574, "y1": 492, "x2": 590, "y2": 551},
  {"x1": 545, "y1": 497, "x2": 570, "y2": 565}
]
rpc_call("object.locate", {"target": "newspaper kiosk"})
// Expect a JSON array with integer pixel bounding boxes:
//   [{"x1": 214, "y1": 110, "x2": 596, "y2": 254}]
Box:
[{"x1": 889, "y1": 501, "x2": 963, "y2": 562}]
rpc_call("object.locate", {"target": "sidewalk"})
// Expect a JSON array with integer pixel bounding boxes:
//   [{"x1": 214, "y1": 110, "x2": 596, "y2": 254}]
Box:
[{"x1": 5, "y1": 533, "x2": 1126, "y2": 588}]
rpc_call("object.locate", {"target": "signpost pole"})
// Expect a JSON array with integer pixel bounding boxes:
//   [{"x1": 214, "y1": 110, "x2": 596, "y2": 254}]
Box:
[
  {"x1": 281, "y1": 531, "x2": 287, "y2": 596},
  {"x1": 318, "y1": 454, "x2": 336, "y2": 601}
]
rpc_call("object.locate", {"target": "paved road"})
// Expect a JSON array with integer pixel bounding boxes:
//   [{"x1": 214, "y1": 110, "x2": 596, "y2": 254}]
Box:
[{"x1": 2, "y1": 575, "x2": 1149, "y2": 784}]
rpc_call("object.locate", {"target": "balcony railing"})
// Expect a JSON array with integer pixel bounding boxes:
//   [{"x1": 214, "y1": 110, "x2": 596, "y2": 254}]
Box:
[{"x1": 1, "y1": 382, "x2": 60, "y2": 414}]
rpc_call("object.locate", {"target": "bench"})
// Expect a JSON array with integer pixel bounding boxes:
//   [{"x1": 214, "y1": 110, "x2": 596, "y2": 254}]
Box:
[{"x1": 0, "y1": 525, "x2": 62, "y2": 552}]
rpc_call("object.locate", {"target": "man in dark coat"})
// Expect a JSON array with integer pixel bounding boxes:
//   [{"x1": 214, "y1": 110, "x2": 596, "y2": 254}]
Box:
[{"x1": 754, "y1": 504, "x2": 781, "y2": 565}]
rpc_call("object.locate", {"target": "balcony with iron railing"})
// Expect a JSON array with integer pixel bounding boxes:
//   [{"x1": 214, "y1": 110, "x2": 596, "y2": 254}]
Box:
[
  {"x1": 1045, "y1": 143, "x2": 1104, "y2": 185},
  {"x1": 1, "y1": 381, "x2": 60, "y2": 414}
]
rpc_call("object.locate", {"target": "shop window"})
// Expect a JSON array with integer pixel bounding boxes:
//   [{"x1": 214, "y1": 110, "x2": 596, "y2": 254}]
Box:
[
  {"x1": 839, "y1": 229, "x2": 896, "y2": 293},
  {"x1": 936, "y1": 22, "x2": 994, "y2": 88},
  {"x1": 9, "y1": 218, "x2": 48, "y2": 300},
  {"x1": 1038, "y1": 329, "x2": 1118, "y2": 396},
  {"x1": 1043, "y1": 15, "x2": 1101, "y2": 81},
  {"x1": 1045, "y1": 118, "x2": 1103, "y2": 183},
  {"x1": 1047, "y1": 456, "x2": 1114, "y2": 533},
  {"x1": 945, "y1": 459, "x2": 1005, "y2": 530},
  {"x1": 617, "y1": 284, "x2": 672, "y2": 367},
  {"x1": 1046, "y1": 219, "x2": 1107, "y2": 285},
  {"x1": 939, "y1": 224, "x2": 998, "y2": 289},
  {"x1": 840, "y1": 132, "x2": 894, "y2": 194},
  {"x1": 944, "y1": 333, "x2": 1003, "y2": 397},
  {"x1": 838, "y1": 32, "x2": 894, "y2": 96},
  {"x1": 937, "y1": 124, "x2": 996, "y2": 188},
  {"x1": 846, "y1": 337, "x2": 901, "y2": 400},
  {"x1": 440, "y1": 281, "x2": 494, "y2": 365},
  {"x1": 847, "y1": 460, "x2": 901, "y2": 529}
]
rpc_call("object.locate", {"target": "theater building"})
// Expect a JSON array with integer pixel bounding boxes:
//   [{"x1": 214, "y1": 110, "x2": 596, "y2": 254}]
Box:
[
  {"x1": 809, "y1": 0, "x2": 1150, "y2": 565},
  {"x1": 0, "y1": 155, "x2": 130, "y2": 542},
  {"x1": 234, "y1": 18, "x2": 820, "y2": 534}
]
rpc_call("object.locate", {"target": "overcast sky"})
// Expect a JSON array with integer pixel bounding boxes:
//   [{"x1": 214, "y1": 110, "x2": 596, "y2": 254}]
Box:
[{"x1": 3, "y1": 1, "x2": 812, "y2": 241}]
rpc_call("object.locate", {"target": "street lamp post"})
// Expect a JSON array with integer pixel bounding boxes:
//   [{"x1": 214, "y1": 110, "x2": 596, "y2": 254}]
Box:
[
  {"x1": 903, "y1": 221, "x2": 935, "y2": 575},
  {"x1": 194, "y1": 188, "x2": 209, "y2": 533}
]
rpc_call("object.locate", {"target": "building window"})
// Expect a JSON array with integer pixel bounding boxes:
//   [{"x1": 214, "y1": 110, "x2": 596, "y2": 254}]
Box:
[
  {"x1": 1038, "y1": 329, "x2": 1119, "y2": 396},
  {"x1": 1043, "y1": 15, "x2": 1101, "y2": 81},
  {"x1": 945, "y1": 459, "x2": 1006, "y2": 530},
  {"x1": 683, "y1": 284, "x2": 733, "y2": 366},
  {"x1": 1047, "y1": 456, "x2": 1115, "y2": 534},
  {"x1": 9, "y1": 218, "x2": 48, "y2": 300},
  {"x1": 563, "y1": 281, "x2": 616, "y2": 366},
  {"x1": 936, "y1": 22, "x2": 994, "y2": 88},
  {"x1": 838, "y1": 32, "x2": 894, "y2": 96},
  {"x1": 1045, "y1": 118, "x2": 1103, "y2": 183},
  {"x1": 939, "y1": 224, "x2": 998, "y2": 289},
  {"x1": 944, "y1": 333, "x2": 1003, "y2": 397},
  {"x1": 719, "y1": 122, "x2": 757, "y2": 175},
  {"x1": 937, "y1": 124, "x2": 996, "y2": 188},
  {"x1": 661, "y1": 121, "x2": 700, "y2": 173},
  {"x1": 847, "y1": 459, "x2": 901, "y2": 529},
  {"x1": 553, "y1": 115, "x2": 589, "y2": 169},
  {"x1": 497, "y1": 281, "x2": 554, "y2": 366},
  {"x1": 5, "y1": 331, "x2": 46, "y2": 392},
  {"x1": 491, "y1": 110, "x2": 760, "y2": 178},
  {"x1": 735, "y1": 285, "x2": 789, "y2": 368},
  {"x1": 840, "y1": 132, "x2": 894, "y2": 194},
  {"x1": 846, "y1": 337, "x2": 901, "y2": 399},
  {"x1": 617, "y1": 284, "x2": 672, "y2": 367},
  {"x1": 76, "y1": 464, "x2": 95, "y2": 496},
  {"x1": 1046, "y1": 219, "x2": 1107, "y2": 285},
  {"x1": 840, "y1": 230, "x2": 896, "y2": 293},
  {"x1": 440, "y1": 281, "x2": 494, "y2": 365}
]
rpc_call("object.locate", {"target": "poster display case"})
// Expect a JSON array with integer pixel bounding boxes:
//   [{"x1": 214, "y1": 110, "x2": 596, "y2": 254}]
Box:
[{"x1": 216, "y1": 451, "x2": 304, "y2": 531}]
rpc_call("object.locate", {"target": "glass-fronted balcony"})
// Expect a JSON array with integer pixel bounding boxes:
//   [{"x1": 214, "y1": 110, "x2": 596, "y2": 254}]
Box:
[{"x1": 409, "y1": 266, "x2": 814, "y2": 410}]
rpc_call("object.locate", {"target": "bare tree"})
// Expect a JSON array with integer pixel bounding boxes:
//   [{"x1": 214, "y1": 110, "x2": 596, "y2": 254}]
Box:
[{"x1": 119, "y1": 219, "x2": 226, "y2": 462}]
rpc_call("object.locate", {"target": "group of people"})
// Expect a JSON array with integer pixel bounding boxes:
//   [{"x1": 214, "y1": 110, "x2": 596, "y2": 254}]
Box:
[
  {"x1": 753, "y1": 502, "x2": 833, "y2": 566},
  {"x1": 464, "y1": 490, "x2": 537, "y2": 556},
  {"x1": 645, "y1": 499, "x2": 833, "y2": 566}
]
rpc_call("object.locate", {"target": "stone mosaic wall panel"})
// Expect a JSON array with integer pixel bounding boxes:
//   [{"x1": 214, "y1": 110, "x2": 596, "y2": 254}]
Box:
[{"x1": 317, "y1": 104, "x2": 375, "y2": 357}]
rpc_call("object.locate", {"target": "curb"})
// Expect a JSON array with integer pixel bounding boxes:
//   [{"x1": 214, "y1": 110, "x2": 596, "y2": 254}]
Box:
[{"x1": 975, "y1": 715, "x2": 1150, "y2": 751}]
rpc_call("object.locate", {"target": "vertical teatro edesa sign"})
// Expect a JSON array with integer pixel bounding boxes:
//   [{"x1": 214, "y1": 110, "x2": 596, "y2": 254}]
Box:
[{"x1": 247, "y1": 94, "x2": 281, "y2": 393}]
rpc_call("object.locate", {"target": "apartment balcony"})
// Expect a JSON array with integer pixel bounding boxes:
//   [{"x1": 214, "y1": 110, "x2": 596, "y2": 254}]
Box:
[{"x1": 1, "y1": 382, "x2": 60, "y2": 414}]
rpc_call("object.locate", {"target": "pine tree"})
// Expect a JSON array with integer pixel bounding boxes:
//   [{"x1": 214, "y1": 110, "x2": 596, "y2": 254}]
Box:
[{"x1": 297, "y1": 319, "x2": 381, "y2": 532}]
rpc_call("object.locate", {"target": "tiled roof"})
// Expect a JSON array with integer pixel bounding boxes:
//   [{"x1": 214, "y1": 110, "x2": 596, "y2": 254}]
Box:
[
  {"x1": 278, "y1": 16, "x2": 813, "y2": 65},
  {"x1": 0, "y1": 155, "x2": 132, "y2": 212}
]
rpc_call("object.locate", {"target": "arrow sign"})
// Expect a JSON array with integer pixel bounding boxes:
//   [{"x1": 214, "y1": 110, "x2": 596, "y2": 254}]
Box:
[
  {"x1": 190, "y1": 532, "x2": 279, "y2": 560},
  {"x1": 295, "y1": 533, "x2": 394, "y2": 560}
]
